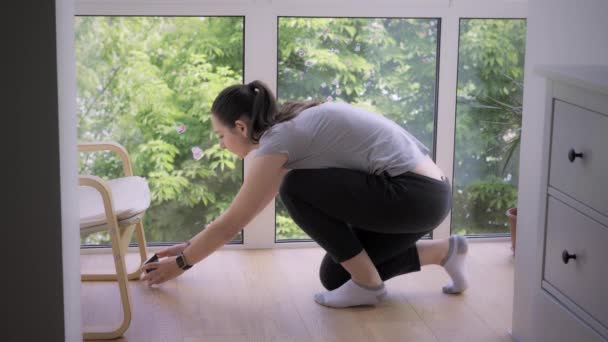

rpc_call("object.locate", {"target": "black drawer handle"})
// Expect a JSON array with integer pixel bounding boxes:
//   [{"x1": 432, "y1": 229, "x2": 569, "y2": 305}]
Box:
[
  {"x1": 562, "y1": 250, "x2": 577, "y2": 264},
  {"x1": 568, "y1": 149, "x2": 583, "y2": 163}
]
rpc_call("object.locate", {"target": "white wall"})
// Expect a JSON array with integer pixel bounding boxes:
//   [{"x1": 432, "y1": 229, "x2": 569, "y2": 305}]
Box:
[
  {"x1": 513, "y1": 0, "x2": 608, "y2": 340},
  {"x1": 57, "y1": 0, "x2": 83, "y2": 340}
]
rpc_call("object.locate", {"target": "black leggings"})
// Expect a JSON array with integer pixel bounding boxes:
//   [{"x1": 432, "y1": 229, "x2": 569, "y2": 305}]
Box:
[{"x1": 279, "y1": 168, "x2": 452, "y2": 290}]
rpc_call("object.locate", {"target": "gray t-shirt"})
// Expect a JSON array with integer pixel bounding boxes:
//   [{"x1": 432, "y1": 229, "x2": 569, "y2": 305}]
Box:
[{"x1": 255, "y1": 102, "x2": 430, "y2": 177}]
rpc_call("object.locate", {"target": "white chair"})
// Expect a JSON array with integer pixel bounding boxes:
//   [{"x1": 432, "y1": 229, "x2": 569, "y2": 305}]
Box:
[{"x1": 78, "y1": 142, "x2": 150, "y2": 340}]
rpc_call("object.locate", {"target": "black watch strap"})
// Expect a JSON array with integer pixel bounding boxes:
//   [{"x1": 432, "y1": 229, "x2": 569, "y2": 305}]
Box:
[{"x1": 176, "y1": 253, "x2": 192, "y2": 270}]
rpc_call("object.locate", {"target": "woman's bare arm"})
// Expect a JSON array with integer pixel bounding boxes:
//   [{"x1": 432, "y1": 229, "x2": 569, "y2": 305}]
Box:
[{"x1": 182, "y1": 153, "x2": 289, "y2": 265}]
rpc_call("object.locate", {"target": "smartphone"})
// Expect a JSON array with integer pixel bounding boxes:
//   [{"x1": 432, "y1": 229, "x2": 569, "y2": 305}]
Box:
[{"x1": 144, "y1": 253, "x2": 159, "y2": 273}]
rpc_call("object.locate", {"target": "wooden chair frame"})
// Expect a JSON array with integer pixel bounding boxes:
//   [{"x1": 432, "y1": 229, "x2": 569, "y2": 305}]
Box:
[{"x1": 79, "y1": 142, "x2": 149, "y2": 340}]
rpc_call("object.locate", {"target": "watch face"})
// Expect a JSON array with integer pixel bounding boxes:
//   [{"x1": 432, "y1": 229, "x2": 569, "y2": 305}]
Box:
[
  {"x1": 176, "y1": 255, "x2": 185, "y2": 268},
  {"x1": 176, "y1": 254, "x2": 192, "y2": 270}
]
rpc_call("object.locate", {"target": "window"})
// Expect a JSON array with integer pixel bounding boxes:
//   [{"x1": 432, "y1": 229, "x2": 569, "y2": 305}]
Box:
[
  {"x1": 451, "y1": 19, "x2": 527, "y2": 236},
  {"x1": 276, "y1": 17, "x2": 440, "y2": 241},
  {"x1": 75, "y1": 16, "x2": 245, "y2": 246},
  {"x1": 74, "y1": 0, "x2": 528, "y2": 248}
]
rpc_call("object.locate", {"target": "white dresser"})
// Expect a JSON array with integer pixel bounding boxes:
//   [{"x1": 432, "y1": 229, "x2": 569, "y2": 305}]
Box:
[{"x1": 514, "y1": 66, "x2": 608, "y2": 341}]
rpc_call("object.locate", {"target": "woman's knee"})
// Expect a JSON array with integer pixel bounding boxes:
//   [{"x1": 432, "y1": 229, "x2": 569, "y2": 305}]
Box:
[{"x1": 319, "y1": 254, "x2": 350, "y2": 290}]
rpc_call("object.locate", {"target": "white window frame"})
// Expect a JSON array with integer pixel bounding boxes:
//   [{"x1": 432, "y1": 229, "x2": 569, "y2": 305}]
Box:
[{"x1": 75, "y1": 0, "x2": 527, "y2": 252}]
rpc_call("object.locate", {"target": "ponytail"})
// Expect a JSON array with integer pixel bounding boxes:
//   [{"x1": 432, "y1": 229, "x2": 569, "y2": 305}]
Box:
[
  {"x1": 277, "y1": 100, "x2": 324, "y2": 123},
  {"x1": 248, "y1": 80, "x2": 277, "y2": 142}
]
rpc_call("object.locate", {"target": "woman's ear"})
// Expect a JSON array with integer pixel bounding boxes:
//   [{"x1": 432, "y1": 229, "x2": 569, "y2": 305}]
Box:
[{"x1": 234, "y1": 119, "x2": 249, "y2": 138}]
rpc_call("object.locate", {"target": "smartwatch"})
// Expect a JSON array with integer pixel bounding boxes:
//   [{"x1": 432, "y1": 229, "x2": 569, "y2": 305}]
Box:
[{"x1": 176, "y1": 252, "x2": 193, "y2": 270}]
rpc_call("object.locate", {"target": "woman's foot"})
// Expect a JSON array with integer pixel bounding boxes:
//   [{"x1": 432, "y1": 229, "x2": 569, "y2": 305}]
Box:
[
  {"x1": 314, "y1": 279, "x2": 387, "y2": 308},
  {"x1": 440, "y1": 235, "x2": 469, "y2": 294}
]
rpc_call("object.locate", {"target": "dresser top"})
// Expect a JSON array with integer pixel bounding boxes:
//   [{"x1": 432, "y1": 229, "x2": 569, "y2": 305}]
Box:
[{"x1": 536, "y1": 65, "x2": 608, "y2": 96}]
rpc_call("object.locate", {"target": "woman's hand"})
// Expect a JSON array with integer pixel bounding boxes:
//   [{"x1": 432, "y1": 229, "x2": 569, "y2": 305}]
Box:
[
  {"x1": 141, "y1": 256, "x2": 184, "y2": 286},
  {"x1": 156, "y1": 242, "x2": 189, "y2": 258}
]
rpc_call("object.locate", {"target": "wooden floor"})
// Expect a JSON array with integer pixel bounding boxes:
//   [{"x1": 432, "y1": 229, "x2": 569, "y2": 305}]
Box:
[{"x1": 81, "y1": 241, "x2": 515, "y2": 342}]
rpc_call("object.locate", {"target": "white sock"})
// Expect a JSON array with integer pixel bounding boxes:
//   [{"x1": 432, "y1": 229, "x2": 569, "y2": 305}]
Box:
[
  {"x1": 314, "y1": 279, "x2": 387, "y2": 308},
  {"x1": 440, "y1": 235, "x2": 469, "y2": 294}
]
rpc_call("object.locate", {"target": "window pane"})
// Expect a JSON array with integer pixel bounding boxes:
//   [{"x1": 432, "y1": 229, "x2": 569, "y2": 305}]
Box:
[
  {"x1": 75, "y1": 16, "x2": 244, "y2": 246},
  {"x1": 276, "y1": 17, "x2": 440, "y2": 241},
  {"x1": 452, "y1": 19, "x2": 526, "y2": 236}
]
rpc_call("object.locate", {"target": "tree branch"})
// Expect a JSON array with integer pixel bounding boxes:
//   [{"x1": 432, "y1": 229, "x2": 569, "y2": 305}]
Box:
[{"x1": 82, "y1": 65, "x2": 122, "y2": 118}]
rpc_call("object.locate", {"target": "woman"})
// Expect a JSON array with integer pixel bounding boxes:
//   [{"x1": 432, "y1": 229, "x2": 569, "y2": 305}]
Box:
[{"x1": 142, "y1": 80, "x2": 468, "y2": 308}]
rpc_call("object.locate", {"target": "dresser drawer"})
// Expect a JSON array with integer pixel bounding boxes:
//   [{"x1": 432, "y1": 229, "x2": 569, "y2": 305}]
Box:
[
  {"x1": 543, "y1": 196, "x2": 608, "y2": 329},
  {"x1": 534, "y1": 290, "x2": 606, "y2": 342},
  {"x1": 549, "y1": 100, "x2": 608, "y2": 215}
]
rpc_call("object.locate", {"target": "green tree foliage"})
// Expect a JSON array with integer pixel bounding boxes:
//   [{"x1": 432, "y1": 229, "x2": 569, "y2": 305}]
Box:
[
  {"x1": 76, "y1": 17, "x2": 526, "y2": 243},
  {"x1": 452, "y1": 176, "x2": 519, "y2": 235},
  {"x1": 276, "y1": 18, "x2": 526, "y2": 238},
  {"x1": 75, "y1": 17, "x2": 244, "y2": 244},
  {"x1": 278, "y1": 18, "x2": 439, "y2": 148},
  {"x1": 452, "y1": 19, "x2": 527, "y2": 234},
  {"x1": 276, "y1": 18, "x2": 440, "y2": 240}
]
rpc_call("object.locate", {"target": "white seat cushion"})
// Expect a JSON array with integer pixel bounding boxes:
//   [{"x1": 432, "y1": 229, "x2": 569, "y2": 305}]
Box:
[{"x1": 79, "y1": 176, "x2": 151, "y2": 230}]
